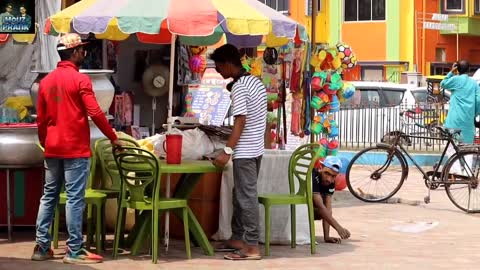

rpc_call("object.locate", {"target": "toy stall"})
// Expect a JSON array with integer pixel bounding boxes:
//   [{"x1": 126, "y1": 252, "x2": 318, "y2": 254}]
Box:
[
  {"x1": 308, "y1": 43, "x2": 358, "y2": 188},
  {"x1": 214, "y1": 42, "x2": 359, "y2": 244}
]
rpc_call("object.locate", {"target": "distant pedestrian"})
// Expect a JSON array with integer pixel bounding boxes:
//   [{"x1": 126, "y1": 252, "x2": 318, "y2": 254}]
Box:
[{"x1": 440, "y1": 60, "x2": 477, "y2": 144}]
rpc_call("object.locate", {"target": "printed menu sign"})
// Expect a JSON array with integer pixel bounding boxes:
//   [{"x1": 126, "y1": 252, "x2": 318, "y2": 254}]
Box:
[{"x1": 188, "y1": 85, "x2": 231, "y2": 126}]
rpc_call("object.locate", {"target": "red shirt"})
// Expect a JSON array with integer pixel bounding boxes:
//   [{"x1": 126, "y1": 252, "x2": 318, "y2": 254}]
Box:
[{"x1": 37, "y1": 61, "x2": 118, "y2": 158}]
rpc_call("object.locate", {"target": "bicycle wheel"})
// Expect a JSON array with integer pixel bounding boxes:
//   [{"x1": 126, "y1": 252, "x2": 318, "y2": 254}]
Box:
[
  {"x1": 346, "y1": 146, "x2": 408, "y2": 202},
  {"x1": 443, "y1": 151, "x2": 480, "y2": 213}
]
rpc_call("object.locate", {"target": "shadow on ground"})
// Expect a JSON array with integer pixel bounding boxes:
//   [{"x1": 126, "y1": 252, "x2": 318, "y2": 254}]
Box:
[{"x1": 0, "y1": 257, "x2": 99, "y2": 270}]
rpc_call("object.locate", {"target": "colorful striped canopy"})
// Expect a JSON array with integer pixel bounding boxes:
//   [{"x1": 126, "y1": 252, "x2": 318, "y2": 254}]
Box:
[{"x1": 46, "y1": 0, "x2": 308, "y2": 47}]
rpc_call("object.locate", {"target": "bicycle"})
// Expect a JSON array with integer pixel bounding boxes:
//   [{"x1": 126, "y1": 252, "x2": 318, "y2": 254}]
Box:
[{"x1": 346, "y1": 109, "x2": 480, "y2": 213}]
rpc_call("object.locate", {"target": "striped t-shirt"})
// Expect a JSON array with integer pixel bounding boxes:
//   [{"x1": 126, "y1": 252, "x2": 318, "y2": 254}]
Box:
[{"x1": 231, "y1": 75, "x2": 267, "y2": 159}]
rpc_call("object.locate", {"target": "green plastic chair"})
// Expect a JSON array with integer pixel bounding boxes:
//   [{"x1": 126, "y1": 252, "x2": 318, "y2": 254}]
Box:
[
  {"x1": 94, "y1": 137, "x2": 139, "y2": 196},
  {"x1": 112, "y1": 146, "x2": 191, "y2": 263},
  {"x1": 258, "y1": 143, "x2": 320, "y2": 256},
  {"x1": 52, "y1": 152, "x2": 107, "y2": 253},
  {"x1": 94, "y1": 137, "x2": 140, "y2": 247}
]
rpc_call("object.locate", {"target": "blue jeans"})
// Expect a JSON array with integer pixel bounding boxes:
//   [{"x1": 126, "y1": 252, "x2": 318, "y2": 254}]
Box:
[{"x1": 35, "y1": 158, "x2": 90, "y2": 252}]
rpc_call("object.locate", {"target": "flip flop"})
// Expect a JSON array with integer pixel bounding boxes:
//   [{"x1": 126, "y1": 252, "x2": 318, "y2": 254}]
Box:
[{"x1": 224, "y1": 250, "x2": 262, "y2": 261}]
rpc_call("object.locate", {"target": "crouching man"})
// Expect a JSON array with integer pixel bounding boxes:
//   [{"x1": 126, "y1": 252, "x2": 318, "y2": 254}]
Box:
[{"x1": 312, "y1": 156, "x2": 351, "y2": 243}]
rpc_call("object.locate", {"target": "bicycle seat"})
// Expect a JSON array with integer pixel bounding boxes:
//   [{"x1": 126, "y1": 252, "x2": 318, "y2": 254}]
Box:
[{"x1": 436, "y1": 126, "x2": 462, "y2": 136}]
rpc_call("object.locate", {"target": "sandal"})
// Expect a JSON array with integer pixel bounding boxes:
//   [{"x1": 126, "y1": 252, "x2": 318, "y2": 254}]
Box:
[{"x1": 224, "y1": 250, "x2": 262, "y2": 261}]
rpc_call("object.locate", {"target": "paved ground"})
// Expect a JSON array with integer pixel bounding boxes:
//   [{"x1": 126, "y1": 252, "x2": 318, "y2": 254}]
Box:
[{"x1": 1, "y1": 169, "x2": 480, "y2": 270}]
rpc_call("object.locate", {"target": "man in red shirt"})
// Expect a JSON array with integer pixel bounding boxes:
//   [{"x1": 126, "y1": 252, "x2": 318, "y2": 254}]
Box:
[{"x1": 31, "y1": 33, "x2": 121, "y2": 264}]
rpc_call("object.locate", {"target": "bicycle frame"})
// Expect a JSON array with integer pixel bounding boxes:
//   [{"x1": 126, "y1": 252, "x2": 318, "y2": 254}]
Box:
[{"x1": 383, "y1": 128, "x2": 466, "y2": 184}]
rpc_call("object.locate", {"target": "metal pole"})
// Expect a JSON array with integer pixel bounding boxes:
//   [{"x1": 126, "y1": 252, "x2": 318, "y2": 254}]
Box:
[
  {"x1": 310, "y1": 0, "x2": 318, "y2": 143},
  {"x1": 102, "y1": 40, "x2": 108, "y2": 70},
  {"x1": 311, "y1": 0, "x2": 317, "y2": 44},
  {"x1": 164, "y1": 173, "x2": 170, "y2": 252},
  {"x1": 456, "y1": 16, "x2": 459, "y2": 60},
  {"x1": 414, "y1": 11, "x2": 418, "y2": 72},
  {"x1": 422, "y1": 0, "x2": 426, "y2": 75},
  {"x1": 167, "y1": 34, "x2": 177, "y2": 133},
  {"x1": 6, "y1": 168, "x2": 12, "y2": 241},
  {"x1": 164, "y1": 33, "x2": 177, "y2": 252}
]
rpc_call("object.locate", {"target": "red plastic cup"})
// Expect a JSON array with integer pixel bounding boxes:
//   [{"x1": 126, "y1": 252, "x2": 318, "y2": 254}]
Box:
[{"x1": 163, "y1": 134, "x2": 183, "y2": 164}]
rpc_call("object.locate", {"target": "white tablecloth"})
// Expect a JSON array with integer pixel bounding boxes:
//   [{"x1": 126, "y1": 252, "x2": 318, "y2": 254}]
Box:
[{"x1": 212, "y1": 149, "x2": 310, "y2": 245}]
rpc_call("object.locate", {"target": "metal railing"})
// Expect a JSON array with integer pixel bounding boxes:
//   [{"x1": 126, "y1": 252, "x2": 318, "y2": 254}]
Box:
[{"x1": 334, "y1": 104, "x2": 449, "y2": 152}]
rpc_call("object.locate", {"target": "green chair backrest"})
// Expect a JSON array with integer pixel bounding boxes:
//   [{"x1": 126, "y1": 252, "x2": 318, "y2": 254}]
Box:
[
  {"x1": 288, "y1": 143, "x2": 320, "y2": 196},
  {"x1": 113, "y1": 146, "x2": 161, "y2": 204},
  {"x1": 95, "y1": 137, "x2": 139, "y2": 191}
]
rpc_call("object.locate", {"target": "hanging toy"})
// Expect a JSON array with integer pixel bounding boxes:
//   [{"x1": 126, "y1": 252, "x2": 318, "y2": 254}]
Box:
[
  {"x1": 311, "y1": 76, "x2": 322, "y2": 91},
  {"x1": 327, "y1": 139, "x2": 339, "y2": 156},
  {"x1": 188, "y1": 55, "x2": 206, "y2": 74},
  {"x1": 332, "y1": 53, "x2": 343, "y2": 71},
  {"x1": 270, "y1": 130, "x2": 277, "y2": 149},
  {"x1": 311, "y1": 71, "x2": 327, "y2": 91},
  {"x1": 346, "y1": 54, "x2": 358, "y2": 69},
  {"x1": 329, "y1": 95, "x2": 340, "y2": 113},
  {"x1": 317, "y1": 137, "x2": 329, "y2": 158},
  {"x1": 267, "y1": 92, "x2": 280, "y2": 111},
  {"x1": 327, "y1": 114, "x2": 339, "y2": 138},
  {"x1": 241, "y1": 55, "x2": 252, "y2": 72},
  {"x1": 190, "y1": 46, "x2": 207, "y2": 55},
  {"x1": 336, "y1": 43, "x2": 357, "y2": 70},
  {"x1": 290, "y1": 93, "x2": 302, "y2": 135},
  {"x1": 342, "y1": 83, "x2": 356, "y2": 100},
  {"x1": 184, "y1": 93, "x2": 195, "y2": 117},
  {"x1": 319, "y1": 49, "x2": 336, "y2": 71},
  {"x1": 250, "y1": 57, "x2": 263, "y2": 77},
  {"x1": 267, "y1": 111, "x2": 278, "y2": 129},
  {"x1": 329, "y1": 72, "x2": 343, "y2": 91},
  {"x1": 263, "y1": 47, "x2": 278, "y2": 65},
  {"x1": 311, "y1": 115, "x2": 323, "y2": 135},
  {"x1": 311, "y1": 91, "x2": 329, "y2": 110}
]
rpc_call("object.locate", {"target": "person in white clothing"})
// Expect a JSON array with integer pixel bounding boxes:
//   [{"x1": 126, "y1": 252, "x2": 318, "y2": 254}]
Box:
[{"x1": 210, "y1": 44, "x2": 267, "y2": 260}]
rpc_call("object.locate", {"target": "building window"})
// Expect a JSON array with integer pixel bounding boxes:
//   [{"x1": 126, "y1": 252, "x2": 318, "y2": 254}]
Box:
[
  {"x1": 475, "y1": 0, "x2": 480, "y2": 14},
  {"x1": 344, "y1": 0, "x2": 385, "y2": 22},
  {"x1": 441, "y1": 0, "x2": 465, "y2": 14},
  {"x1": 305, "y1": 0, "x2": 322, "y2": 16},
  {"x1": 258, "y1": 0, "x2": 289, "y2": 14},
  {"x1": 435, "y1": 48, "x2": 446, "y2": 62}
]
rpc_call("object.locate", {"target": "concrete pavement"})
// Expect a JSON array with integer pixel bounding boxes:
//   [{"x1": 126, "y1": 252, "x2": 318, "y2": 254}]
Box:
[{"x1": 1, "y1": 169, "x2": 480, "y2": 270}]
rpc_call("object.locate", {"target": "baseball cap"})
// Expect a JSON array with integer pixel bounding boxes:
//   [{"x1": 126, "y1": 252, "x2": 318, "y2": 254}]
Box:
[
  {"x1": 57, "y1": 33, "x2": 89, "y2": 51},
  {"x1": 321, "y1": 156, "x2": 342, "y2": 173}
]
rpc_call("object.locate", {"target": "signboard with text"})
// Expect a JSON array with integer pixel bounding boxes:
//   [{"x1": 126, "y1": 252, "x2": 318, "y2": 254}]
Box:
[
  {"x1": 188, "y1": 85, "x2": 231, "y2": 126},
  {"x1": 0, "y1": 0, "x2": 35, "y2": 33}
]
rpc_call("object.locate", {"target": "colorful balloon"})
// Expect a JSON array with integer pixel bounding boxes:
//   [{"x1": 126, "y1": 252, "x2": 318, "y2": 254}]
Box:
[{"x1": 188, "y1": 55, "x2": 206, "y2": 73}]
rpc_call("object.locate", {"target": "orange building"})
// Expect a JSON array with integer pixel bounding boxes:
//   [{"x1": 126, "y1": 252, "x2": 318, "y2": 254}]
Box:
[
  {"x1": 289, "y1": 0, "x2": 413, "y2": 82},
  {"x1": 416, "y1": 0, "x2": 480, "y2": 75},
  {"x1": 287, "y1": 0, "x2": 480, "y2": 80}
]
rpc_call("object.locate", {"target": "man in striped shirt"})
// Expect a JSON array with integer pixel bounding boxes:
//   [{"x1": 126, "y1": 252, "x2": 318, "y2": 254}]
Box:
[{"x1": 210, "y1": 44, "x2": 267, "y2": 260}]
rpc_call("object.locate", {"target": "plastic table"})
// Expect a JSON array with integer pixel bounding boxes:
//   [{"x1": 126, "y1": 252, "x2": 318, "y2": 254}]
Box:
[{"x1": 127, "y1": 160, "x2": 221, "y2": 256}]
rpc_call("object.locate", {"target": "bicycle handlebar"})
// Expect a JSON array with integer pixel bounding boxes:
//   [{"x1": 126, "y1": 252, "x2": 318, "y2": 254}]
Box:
[
  {"x1": 415, "y1": 123, "x2": 427, "y2": 129},
  {"x1": 399, "y1": 109, "x2": 417, "y2": 117}
]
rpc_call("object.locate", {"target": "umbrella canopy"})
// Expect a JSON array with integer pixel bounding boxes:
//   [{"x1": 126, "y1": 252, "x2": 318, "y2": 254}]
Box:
[{"x1": 45, "y1": 0, "x2": 307, "y2": 47}]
